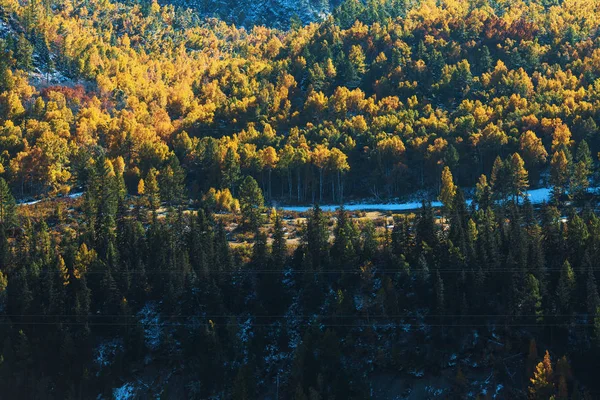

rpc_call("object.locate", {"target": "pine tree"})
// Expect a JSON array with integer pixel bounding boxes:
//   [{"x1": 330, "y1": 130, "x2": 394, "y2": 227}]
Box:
[
  {"x1": 0, "y1": 178, "x2": 16, "y2": 227},
  {"x1": 239, "y1": 176, "x2": 264, "y2": 231},
  {"x1": 39, "y1": 38, "x2": 54, "y2": 83},
  {"x1": 571, "y1": 161, "x2": 590, "y2": 201},
  {"x1": 303, "y1": 205, "x2": 330, "y2": 271},
  {"x1": 550, "y1": 150, "x2": 569, "y2": 203},
  {"x1": 15, "y1": 34, "x2": 33, "y2": 71},
  {"x1": 475, "y1": 174, "x2": 492, "y2": 210},
  {"x1": 434, "y1": 269, "x2": 445, "y2": 315},
  {"x1": 526, "y1": 339, "x2": 538, "y2": 380},
  {"x1": 490, "y1": 156, "x2": 507, "y2": 201},
  {"x1": 587, "y1": 267, "x2": 600, "y2": 316},
  {"x1": 271, "y1": 212, "x2": 286, "y2": 271},
  {"x1": 557, "y1": 376, "x2": 568, "y2": 400},
  {"x1": 507, "y1": 153, "x2": 529, "y2": 203},
  {"x1": 594, "y1": 306, "x2": 600, "y2": 348},
  {"x1": 360, "y1": 220, "x2": 377, "y2": 262},
  {"x1": 159, "y1": 156, "x2": 186, "y2": 206},
  {"x1": 415, "y1": 201, "x2": 436, "y2": 251},
  {"x1": 525, "y1": 274, "x2": 543, "y2": 323},
  {"x1": 331, "y1": 206, "x2": 358, "y2": 271},
  {"x1": 145, "y1": 168, "x2": 161, "y2": 210},
  {"x1": 576, "y1": 140, "x2": 593, "y2": 170},
  {"x1": 556, "y1": 260, "x2": 575, "y2": 316},
  {"x1": 222, "y1": 147, "x2": 240, "y2": 196}
]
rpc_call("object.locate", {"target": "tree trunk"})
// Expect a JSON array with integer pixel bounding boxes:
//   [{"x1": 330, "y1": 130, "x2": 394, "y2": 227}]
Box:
[
  {"x1": 319, "y1": 168, "x2": 323, "y2": 203},
  {"x1": 268, "y1": 169, "x2": 272, "y2": 200},
  {"x1": 297, "y1": 169, "x2": 301, "y2": 203},
  {"x1": 288, "y1": 169, "x2": 292, "y2": 200},
  {"x1": 331, "y1": 177, "x2": 335, "y2": 204},
  {"x1": 338, "y1": 171, "x2": 343, "y2": 203}
]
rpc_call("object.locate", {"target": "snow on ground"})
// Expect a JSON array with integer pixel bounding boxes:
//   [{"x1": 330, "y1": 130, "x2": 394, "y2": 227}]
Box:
[
  {"x1": 17, "y1": 191, "x2": 83, "y2": 206},
  {"x1": 19, "y1": 199, "x2": 42, "y2": 206},
  {"x1": 112, "y1": 382, "x2": 137, "y2": 400},
  {"x1": 281, "y1": 187, "x2": 558, "y2": 213},
  {"x1": 525, "y1": 187, "x2": 553, "y2": 204},
  {"x1": 10, "y1": 186, "x2": 565, "y2": 212},
  {"x1": 137, "y1": 302, "x2": 162, "y2": 351},
  {"x1": 94, "y1": 338, "x2": 124, "y2": 369},
  {"x1": 282, "y1": 201, "x2": 445, "y2": 212}
]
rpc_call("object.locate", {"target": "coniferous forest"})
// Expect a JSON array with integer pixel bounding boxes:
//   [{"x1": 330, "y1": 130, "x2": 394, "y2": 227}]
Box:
[{"x1": 3, "y1": 0, "x2": 600, "y2": 398}]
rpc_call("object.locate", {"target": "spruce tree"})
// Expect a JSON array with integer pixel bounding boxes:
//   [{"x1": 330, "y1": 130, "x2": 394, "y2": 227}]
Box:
[
  {"x1": 271, "y1": 212, "x2": 286, "y2": 271},
  {"x1": 508, "y1": 153, "x2": 529, "y2": 203},
  {"x1": 556, "y1": 260, "x2": 575, "y2": 316},
  {"x1": 239, "y1": 176, "x2": 264, "y2": 231},
  {"x1": 0, "y1": 178, "x2": 16, "y2": 227}
]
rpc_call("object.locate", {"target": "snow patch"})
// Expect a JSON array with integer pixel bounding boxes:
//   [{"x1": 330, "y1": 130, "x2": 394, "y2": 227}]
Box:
[
  {"x1": 493, "y1": 384, "x2": 504, "y2": 398},
  {"x1": 280, "y1": 187, "x2": 559, "y2": 213},
  {"x1": 137, "y1": 302, "x2": 162, "y2": 350},
  {"x1": 525, "y1": 187, "x2": 552, "y2": 204},
  {"x1": 113, "y1": 382, "x2": 137, "y2": 400},
  {"x1": 94, "y1": 338, "x2": 124, "y2": 369}
]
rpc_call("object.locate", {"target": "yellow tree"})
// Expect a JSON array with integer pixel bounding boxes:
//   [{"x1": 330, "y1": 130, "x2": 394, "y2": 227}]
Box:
[
  {"x1": 258, "y1": 146, "x2": 278, "y2": 200},
  {"x1": 529, "y1": 350, "x2": 554, "y2": 400},
  {"x1": 312, "y1": 144, "x2": 331, "y2": 203},
  {"x1": 439, "y1": 166, "x2": 457, "y2": 210},
  {"x1": 294, "y1": 142, "x2": 311, "y2": 202},
  {"x1": 552, "y1": 122, "x2": 572, "y2": 152},
  {"x1": 520, "y1": 130, "x2": 548, "y2": 180},
  {"x1": 277, "y1": 144, "x2": 295, "y2": 200},
  {"x1": 328, "y1": 148, "x2": 350, "y2": 203}
]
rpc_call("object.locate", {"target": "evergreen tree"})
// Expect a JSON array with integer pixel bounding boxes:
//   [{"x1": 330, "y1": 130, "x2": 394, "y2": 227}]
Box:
[
  {"x1": 571, "y1": 161, "x2": 590, "y2": 200},
  {"x1": 271, "y1": 211, "x2": 286, "y2": 271},
  {"x1": 331, "y1": 206, "x2": 358, "y2": 271},
  {"x1": 145, "y1": 168, "x2": 161, "y2": 210},
  {"x1": 524, "y1": 274, "x2": 543, "y2": 323},
  {"x1": 507, "y1": 153, "x2": 529, "y2": 203},
  {"x1": 491, "y1": 156, "x2": 508, "y2": 201},
  {"x1": 159, "y1": 156, "x2": 186, "y2": 206},
  {"x1": 222, "y1": 147, "x2": 240, "y2": 195},
  {"x1": 302, "y1": 205, "x2": 330, "y2": 271},
  {"x1": 434, "y1": 269, "x2": 445, "y2": 315},
  {"x1": 239, "y1": 176, "x2": 264, "y2": 231},
  {"x1": 556, "y1": 260, "x2": 575, "y2": 316},
  {"x1": 586, "y1": 267, "x2": 600, "y2": 316},
  {"x1": 0, "y1": 179, "x2": 16, "y2": 227},
  {"x1": 15, "y1": 34, "x2": 33, "y2": 71},
  {"x1": 550, "y1": 150, "x2": 569, "y2": 203},
  {"x1": 526, "y1": 339, "x2": 538, "y2": 380}
]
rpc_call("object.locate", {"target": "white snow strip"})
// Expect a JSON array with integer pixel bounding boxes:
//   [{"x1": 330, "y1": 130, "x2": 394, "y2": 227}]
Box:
[
  {"x1": 280, "y1": 187, "x2": 558, "y2": 213},
  {"x1": 113, "y1": 383, "x2": 137, "y2": 400}
]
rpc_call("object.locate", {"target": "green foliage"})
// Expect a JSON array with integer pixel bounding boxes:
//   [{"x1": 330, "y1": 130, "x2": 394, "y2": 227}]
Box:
[{"x1": 238, "y1": 175, "x2": 263, "y2": 230}]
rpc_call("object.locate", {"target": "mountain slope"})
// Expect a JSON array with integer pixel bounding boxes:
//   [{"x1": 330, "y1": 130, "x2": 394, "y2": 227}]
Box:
[{"x1": 156, "y1": 0, "x2": 340, "y2": 28}]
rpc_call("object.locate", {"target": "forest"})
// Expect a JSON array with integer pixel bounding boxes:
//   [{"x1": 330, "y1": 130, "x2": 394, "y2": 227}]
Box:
[{"x1": 2, "y1": 0, "x2": 600, "y2": 398}]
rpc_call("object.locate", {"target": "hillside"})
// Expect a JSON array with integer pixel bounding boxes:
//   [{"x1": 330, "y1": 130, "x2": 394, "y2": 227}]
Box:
[{"x1": 2, "y1": 0, "x2": 600, "y2": 398}]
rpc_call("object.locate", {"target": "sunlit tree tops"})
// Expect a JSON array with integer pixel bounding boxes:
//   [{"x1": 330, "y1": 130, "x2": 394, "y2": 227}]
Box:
[{"x1": 2, "y1": 0, "x2": 600, "y2": 197}]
